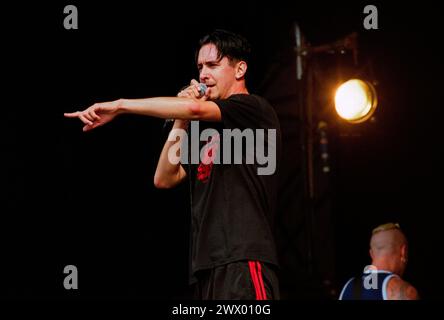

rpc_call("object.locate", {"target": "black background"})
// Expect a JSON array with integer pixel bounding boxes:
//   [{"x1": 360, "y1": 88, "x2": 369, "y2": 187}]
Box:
[{"x1": 2, "y1": 1, "x2": 443, "y2": 302}]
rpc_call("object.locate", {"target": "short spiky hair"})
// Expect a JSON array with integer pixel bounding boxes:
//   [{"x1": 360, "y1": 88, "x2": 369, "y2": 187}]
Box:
[
  {"x1": 372, "y1": 222, "x2": 401, "y2": 235},
  {"x1": 196, "y1": 29, "x2": 252, "y2": 65}
]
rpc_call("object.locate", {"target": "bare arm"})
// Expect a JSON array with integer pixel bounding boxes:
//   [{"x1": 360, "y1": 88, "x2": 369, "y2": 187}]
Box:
[
  {"x1": 153, "y1": 119, "x2": 189, "y2": 189},
  {"x1": 64, "y1": 85, "x2": 220, "y2": 132},
  {"x1": 153, "y1": 80, "x2": 209, "y2": 189},
  {"x1": 119, "y1": 96, "x2": 220, "y2": 121},
  {"x1": 64, "y1": 80, "x2": 217, "y2": 188},
  {"x1": 387, "y1": 277, "x2": 419, "y2": 300}
]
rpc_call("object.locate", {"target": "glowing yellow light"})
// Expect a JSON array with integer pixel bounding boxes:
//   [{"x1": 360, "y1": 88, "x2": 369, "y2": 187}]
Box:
[{"x1": 334, "y1": 79, "x2": 377, "y2": 123}]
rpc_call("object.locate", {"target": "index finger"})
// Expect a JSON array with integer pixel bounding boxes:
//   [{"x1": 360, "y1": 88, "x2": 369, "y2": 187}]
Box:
[{"x1": 64, "y1": 112, "x2": 80, "y2": 118}]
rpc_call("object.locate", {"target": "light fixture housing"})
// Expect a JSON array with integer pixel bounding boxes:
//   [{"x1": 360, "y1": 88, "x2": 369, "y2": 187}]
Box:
[{"x1": 334, "y1": 79, "x2": 378, "y2": 123}]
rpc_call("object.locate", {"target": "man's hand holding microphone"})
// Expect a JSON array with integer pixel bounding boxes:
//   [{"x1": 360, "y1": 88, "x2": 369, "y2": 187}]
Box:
[{"x1": 167, "y1": 79, "x2": 209, "y2": 130}]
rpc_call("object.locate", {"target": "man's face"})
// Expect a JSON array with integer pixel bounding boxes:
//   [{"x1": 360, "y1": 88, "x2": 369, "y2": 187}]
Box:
[{"x1": 197, "y1": 43, "x2": 237, "y2": 100}]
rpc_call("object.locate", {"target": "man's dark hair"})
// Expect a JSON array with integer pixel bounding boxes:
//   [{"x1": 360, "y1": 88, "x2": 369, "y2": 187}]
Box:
[{"x1": 196, "y1": 29, "x2": 252, "y2": 65}]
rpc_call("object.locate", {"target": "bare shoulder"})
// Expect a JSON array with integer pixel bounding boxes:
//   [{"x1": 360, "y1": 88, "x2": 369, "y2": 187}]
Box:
[{"x1": 386, "y1": 276, "x2": 420, "y2": 300}]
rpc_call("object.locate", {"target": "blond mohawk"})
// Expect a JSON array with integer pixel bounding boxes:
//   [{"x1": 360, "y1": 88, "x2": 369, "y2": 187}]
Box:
[{"x1": 372, "y1": 222, "x2": 401, "y2": 235}]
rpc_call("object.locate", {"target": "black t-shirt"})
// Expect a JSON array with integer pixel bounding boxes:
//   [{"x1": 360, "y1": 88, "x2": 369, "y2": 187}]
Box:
[{"x1": 186, "y1": 94, "x2": 281, "y2": 283}]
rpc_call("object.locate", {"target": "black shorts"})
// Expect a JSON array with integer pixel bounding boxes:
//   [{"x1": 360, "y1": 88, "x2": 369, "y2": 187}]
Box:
[{"x1": 192, "y1": 260, "x2": 280, "y2": 300}]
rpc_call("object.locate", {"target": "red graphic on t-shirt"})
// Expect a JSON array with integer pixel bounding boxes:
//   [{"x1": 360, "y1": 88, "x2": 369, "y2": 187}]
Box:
[{"x1": 197, "y1": 134, "x2": 220, "y2": 183}]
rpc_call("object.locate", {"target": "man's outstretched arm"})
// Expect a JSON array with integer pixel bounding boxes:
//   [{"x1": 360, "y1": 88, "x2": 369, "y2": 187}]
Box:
[
  {"x1": 64, "y1": 94, "x2": 221, "y2": 132},
  {"x1": 64, "y1": 80, "x2": 216, "y2": 188}
]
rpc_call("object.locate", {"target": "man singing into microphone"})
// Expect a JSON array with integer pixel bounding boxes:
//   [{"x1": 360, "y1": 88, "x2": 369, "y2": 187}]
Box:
[{"x1": 65, "y1": 29, "x2": 281, "y2": 300}]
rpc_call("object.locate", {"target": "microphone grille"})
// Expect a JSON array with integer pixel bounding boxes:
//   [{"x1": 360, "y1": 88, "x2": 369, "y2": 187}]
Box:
[{"x1": 198, "y1": 83, "x2": 207, "y2": 96}]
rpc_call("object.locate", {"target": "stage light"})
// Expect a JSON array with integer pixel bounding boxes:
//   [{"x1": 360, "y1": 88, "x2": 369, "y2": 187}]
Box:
[{"x1": 334, "y1": 79, "x2": 377, "y2": 123}]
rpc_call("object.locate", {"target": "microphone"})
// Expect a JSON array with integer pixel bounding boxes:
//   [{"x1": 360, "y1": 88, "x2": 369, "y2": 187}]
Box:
[
  {"x1": 178, "y1": 83, "x2": 207, "y2": 98},
  {"x1": 196, "y1": 83, "x2": 208, "y2": 97}
]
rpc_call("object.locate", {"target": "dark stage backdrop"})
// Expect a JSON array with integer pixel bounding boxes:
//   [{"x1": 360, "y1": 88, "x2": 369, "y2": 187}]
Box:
[{"x1": 2, "y1": 2, "x2": 442, "y2": 299}]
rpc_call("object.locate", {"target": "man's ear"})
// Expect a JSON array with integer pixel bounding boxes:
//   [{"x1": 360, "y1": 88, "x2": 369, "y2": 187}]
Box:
[
  {"x1": 369, "y1": 248, "x2": 374, "y2": 260},
  {"x1": 235, "y1": 61, "x2": 247, "y2": 79},
  {"x1": 401, "y1": 244, "x2": 408, "y2": 261}
]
